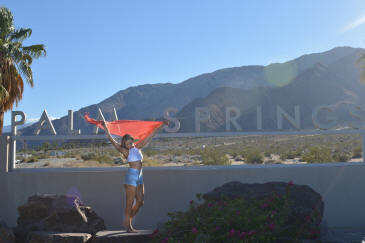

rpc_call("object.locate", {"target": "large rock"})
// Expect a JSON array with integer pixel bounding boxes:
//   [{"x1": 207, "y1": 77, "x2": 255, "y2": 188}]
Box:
[
  {"x1": 0, "y1": 219, "x2": 15, "y2": 243},
  {"x1": 15, "y1": 194, "x2": 105, "y2": 242},
  {"x1": 27, "y1": 231, "x2": 92, "y2": 243},
  {"x1": 203, "y1": 181, "x2": 324, "y2": 237}
]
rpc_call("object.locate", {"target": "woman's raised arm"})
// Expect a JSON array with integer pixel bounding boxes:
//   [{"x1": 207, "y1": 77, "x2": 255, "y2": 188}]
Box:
[
  {"x1": 102, "y1": 121, "x2": 124, "y2": 153},
  {"x1": 135, "y1": 121, "x2": 168, "y2": 149}
]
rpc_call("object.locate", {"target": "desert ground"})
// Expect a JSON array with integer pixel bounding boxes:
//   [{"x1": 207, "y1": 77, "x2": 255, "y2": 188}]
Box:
[{"x1": 15, "y1": 133, "x2": 363, "y2": 168}]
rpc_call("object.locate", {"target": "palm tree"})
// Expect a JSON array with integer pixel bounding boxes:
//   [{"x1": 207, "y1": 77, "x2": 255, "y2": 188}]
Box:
[{"x1": 0, "y1": 7, "x2": 46, "y2": 134}]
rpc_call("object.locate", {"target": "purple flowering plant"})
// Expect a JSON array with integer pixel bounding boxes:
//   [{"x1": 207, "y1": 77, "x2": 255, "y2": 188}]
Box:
[{"x1": 151, "y1": 181, "x2": 321, "y2": 243}]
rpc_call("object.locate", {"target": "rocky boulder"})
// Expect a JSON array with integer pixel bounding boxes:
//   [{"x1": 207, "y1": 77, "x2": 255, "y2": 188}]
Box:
[
  {"x1": 0, "y1": 219, "x2": 15, "y2": 243},
  {"x1": 203, "y1": 181, "x2": 324, "y2": 237},
  {"x1": 14, "y1": 194, "x2": 105, "y2": 242}
]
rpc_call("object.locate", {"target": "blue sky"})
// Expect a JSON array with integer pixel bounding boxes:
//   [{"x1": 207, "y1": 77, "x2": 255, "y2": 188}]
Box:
[{"x1": 3, "y1": 0, "x2": 365, "y2": 126}]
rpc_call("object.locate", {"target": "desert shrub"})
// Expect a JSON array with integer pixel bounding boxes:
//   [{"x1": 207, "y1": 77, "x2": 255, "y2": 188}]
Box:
[
  {"x1": 244, "y1": 150, "x2": 263, "y2": 164},
  {"x1": 279, "y1": 150, "x2": 300, "y2": 160},
  {"x1": 151, "y1": 182, "x2": 321, "y2": 243},
  {"x1": 81, "y1": 153, "x2": 98, "y2": 161},
  {"x1": 143, "y1": 149, "x2": 160, "y2": 157},
  {"x1": 96, "y1": 154, "x2": 113, "y2": 163},
  {"x1": 200, "y1": 147, "x2": 230, "y2": 165},
  {"x1": 264, "y1": 151, "x2": 271, "y2": 157},
  {"x1": 301, "y1": 146, "x2": 332, "y2": 163},
  {"x1": 107, "y1": 149, "x2": 121, "y2": 157},
  {"x1": 294, "y1": 150, "x2": 303, "y2": 157},
  {"x1": 171, "y1": 149, "x2": 184, "y2": 156},
  {"x1": 352, "y1": 146, "x2": 362, "y2": 158},
  {"x1": 187, "y1": 148, "x2": 202, "y2": 155},
  {"x1": 37, "y1": 154, "x2": 49, "y2": 159},
  {"x1": 143, "y1": 157, "x2": 161, "y2": 167},
  {"x1": 279, "y1": 152, "x2": 288, "y2": 160},
  {"x1": 332, "y1": 152, "x2": 351, "y2": 162},
  {"x1": 81, "y1": 152, "x2": 113, "y2": 164},
  {"x1": 26, "y1": 156, "x2": 39, "y2": 163},
  {"x1": 65, "y1": 152, "x2": 78, "y2": 158}
]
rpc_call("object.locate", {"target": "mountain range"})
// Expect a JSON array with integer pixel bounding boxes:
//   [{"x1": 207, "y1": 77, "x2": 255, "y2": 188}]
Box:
[{"x1": 16, "y1": 46, "x2": 365, "y2": 135}]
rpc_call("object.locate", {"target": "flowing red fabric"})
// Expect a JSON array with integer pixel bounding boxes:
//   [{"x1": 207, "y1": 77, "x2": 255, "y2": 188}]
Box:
[{"x1": 84, "y1": 113, "x2": 166, "y2": 146}]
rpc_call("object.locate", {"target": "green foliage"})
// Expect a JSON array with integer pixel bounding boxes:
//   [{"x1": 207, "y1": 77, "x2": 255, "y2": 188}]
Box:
[
  {"x1": 279, "y1": 151, "x2": 293, "y2": 160},
  {"x1": 81, "y1": 153, "x2": 97, "y2": 161},
  {"x1": 142, "y1": 149, "x2": 160, "y2": 157},
  {"x1": 37, "y1": 154, "x2": 49, "y2": 159},
  {"x1": 264, "y1": 151, "x2": 271, "y2": 157},
  {"x1": 163, "y1": 149, "x2": 185, "y2": 156},
  {"x1": 96, "y1": 154, "x2": 113, "y2": 163},
  {"x1": 81, "y1": 152, "x2": 113, "y2": 164},
  {"x1": 143, "y1": 157, "x2": 161, "y2": 167},
  {"x1": 332, "y1": 151, "x2": 351, "y2": 162},
  {"x1": 64, "y1": 152, "x2": 78, "y2": 158},
  {"x1": 244, "y1": 149, "x2": 264, "y2": 164},
  {"x1": 151, "y1": 183, "x2": 320, "y2": 243},
  {"x1": 352, "y1": 146, "x2": 362, "y2": 158},
  {"x1": 186, "y1": 148, "x2": 202, "y2": 155},
  {"x1": 25, "y1": 156, "x2": 38, "y2": 163},
  {"x1": 0, "y1": 7, "x2": 46, "y2": 114},
  {"x1": 301, "y1": 146, "x2": 332, "y2": 163},
  {"x1": 200, "y1": 147, "x2": 231, "y2": 165}
]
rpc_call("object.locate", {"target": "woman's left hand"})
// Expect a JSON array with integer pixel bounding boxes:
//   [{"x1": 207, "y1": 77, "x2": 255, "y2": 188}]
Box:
[{"x1": 102, "y1": 121, "x2": 109, "y2": 132}]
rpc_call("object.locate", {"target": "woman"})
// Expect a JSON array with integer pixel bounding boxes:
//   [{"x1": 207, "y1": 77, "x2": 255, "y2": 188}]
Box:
[{"x1": 102, "y1": 120, "x2": 167, "y2": 232}]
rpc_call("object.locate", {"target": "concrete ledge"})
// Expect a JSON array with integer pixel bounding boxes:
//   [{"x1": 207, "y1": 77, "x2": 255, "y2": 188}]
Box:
[
  {"x1": 9, "y1": 161, "x2": 365, "y2": 174},
  {"x1": 92, "y1": 230, "x2": 153, "y2": 243},
  {"x1": 27, "y1": 231, "x2": 92, "y2": 243}
]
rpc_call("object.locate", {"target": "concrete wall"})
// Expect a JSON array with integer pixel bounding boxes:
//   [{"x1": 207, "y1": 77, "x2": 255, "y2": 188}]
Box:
[
  {"x1": 0, "y1": 163, "x2": 365, "y2": 230},
  {"x1": 1, "y1": 135, "x2": 365, "y2": 230}
]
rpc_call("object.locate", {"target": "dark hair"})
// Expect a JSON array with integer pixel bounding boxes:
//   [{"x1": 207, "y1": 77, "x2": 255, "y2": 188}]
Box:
[
  {"x1": 120, "y1": 134, "x2": 134, "y2": 160},
  {"x1": 121, "y1": 134, "x2": 134, "y2": 149}
]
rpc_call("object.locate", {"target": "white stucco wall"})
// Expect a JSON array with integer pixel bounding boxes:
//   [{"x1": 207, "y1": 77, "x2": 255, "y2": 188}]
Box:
[{"x1": 0, "y1": 162, "x2": 364, "y2": 230}]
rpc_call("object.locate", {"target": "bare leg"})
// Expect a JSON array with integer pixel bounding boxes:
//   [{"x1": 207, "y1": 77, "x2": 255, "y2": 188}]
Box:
[
  {"x1": 123, "y1": 184, "x2": 137, "y2": 232},
  {"x1": 131, "y1": 184, "x2": 144, "y2": 219}
]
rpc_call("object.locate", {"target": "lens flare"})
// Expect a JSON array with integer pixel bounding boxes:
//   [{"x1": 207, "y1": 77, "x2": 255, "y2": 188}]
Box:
[
  {"x1": 66, "y1": 186, "x2": 82, "y2": 206},
  {"x1": 264, "y1": 61, "x2": 298, "y2": 87}
]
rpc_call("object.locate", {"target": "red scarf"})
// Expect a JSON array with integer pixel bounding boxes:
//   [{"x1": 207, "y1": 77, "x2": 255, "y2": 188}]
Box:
[{"x1": 84, "y1": 113, "x2": 166, "y2": 146}]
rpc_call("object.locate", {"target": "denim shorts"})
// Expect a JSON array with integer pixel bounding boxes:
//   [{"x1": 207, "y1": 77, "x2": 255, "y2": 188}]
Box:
[{"x1": 124, "y1": 168, "x2": 144, "y2": 186}]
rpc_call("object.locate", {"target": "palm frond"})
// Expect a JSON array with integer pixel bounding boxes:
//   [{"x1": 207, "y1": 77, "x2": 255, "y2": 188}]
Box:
[
  {"x1": 0, "y1": 73, "x2": 9, "y2": 104},
  {"x1": 9, "y1": 28, "x2": 32, "y2": 42},
  {"x1": 17, "y1": 61, "x2": 33, "y2": 87},
  {"x1": 0, "y1": 7, "x2": 14, "y2": 39},
  {"x1": 7, "y1": 41, "x2": 22, "y2": 59},
  {"x1": 22, "y1": 44, "x2": 47, "y2": 58},
  {"x1": 0, "y1": 7, "x2": 45, "y2": 117},
  {"x1": 0, "y1": 84, "x2": 9, "y2": 104},
  {"x1": 0, "y1": 60, "x2": 23, "y2": 111}
]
